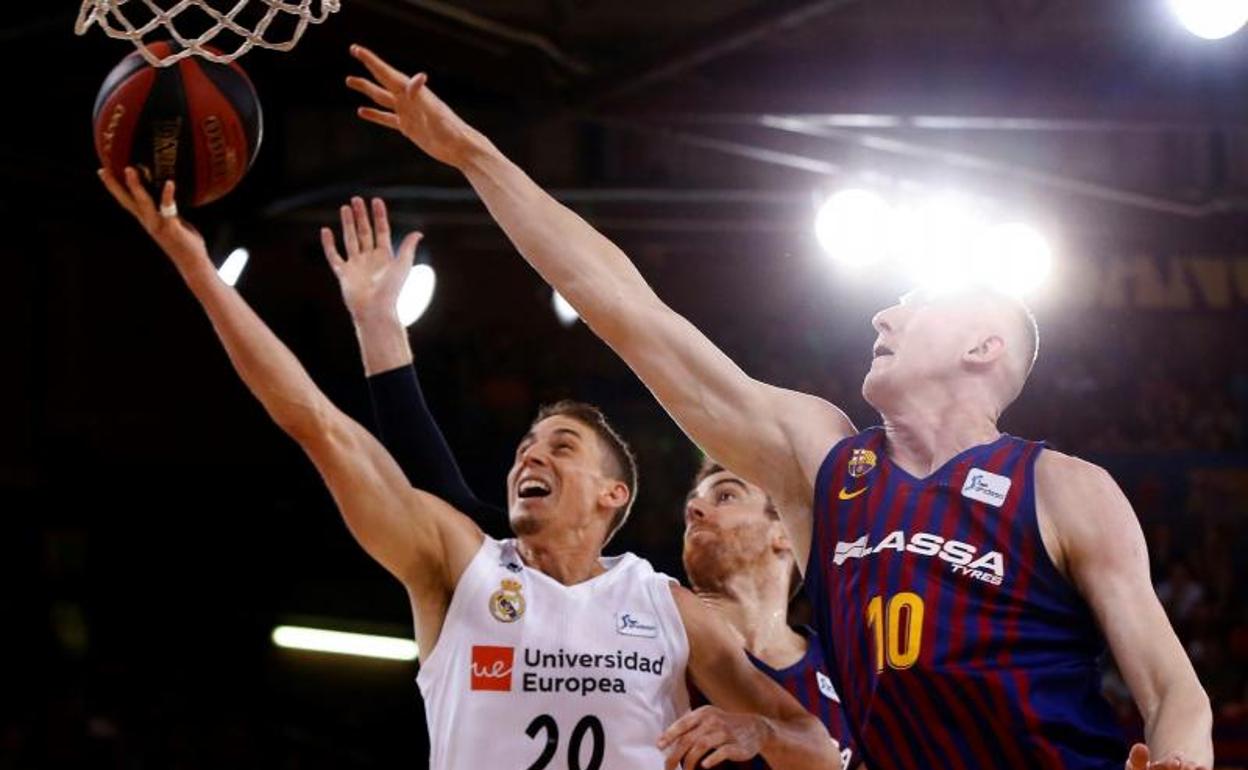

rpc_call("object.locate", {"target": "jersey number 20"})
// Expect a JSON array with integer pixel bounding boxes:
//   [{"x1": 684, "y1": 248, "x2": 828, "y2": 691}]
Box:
[{"x1": 525, "y1": 714, "x2": 605, "y2": 770}]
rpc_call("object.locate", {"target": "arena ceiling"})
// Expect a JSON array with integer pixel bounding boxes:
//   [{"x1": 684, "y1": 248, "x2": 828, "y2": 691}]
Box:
[{"x1": 8, "y1": 0, "x2": 1248, "y2": 240}]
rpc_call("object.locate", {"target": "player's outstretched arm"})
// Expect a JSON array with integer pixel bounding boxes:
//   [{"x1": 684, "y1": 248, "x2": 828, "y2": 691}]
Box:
[
  {"x1": 322, "y1": 195, "x2": 500, "y2": 519},
  {"x1": 1037, "y1": 451, "x2": 1212, "y2": 769},
  {"x1": 99, "y1": 168, "x2": 483, "y2": 656},
  {"x1": 664, "y1": 586, "x2": 843, "y2": 770},
  {"x1": 346, "y1": 44, "x2": 855, "y2": 564}
]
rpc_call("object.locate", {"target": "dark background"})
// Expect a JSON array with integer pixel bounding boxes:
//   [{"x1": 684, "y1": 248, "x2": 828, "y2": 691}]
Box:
[{"x1": 4, "y1": 0, "x2": 1248, "y2": 766}]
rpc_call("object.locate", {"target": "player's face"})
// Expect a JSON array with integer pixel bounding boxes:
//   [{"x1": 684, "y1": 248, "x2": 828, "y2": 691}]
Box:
[
  {"x1": 506, "y1": 415, "x2": 615, "y2": 539},
  {"x1": 682, "y1": 470, "x2": 780, "y2": 589},
  {"x1": 863, "y1": 289, "x2": 977, "y2": 407}
]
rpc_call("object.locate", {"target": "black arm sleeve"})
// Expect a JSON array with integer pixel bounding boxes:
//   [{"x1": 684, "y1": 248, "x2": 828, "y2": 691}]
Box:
[{"x1": 366, "y1": 364, "x2": 504, "y2": 521}]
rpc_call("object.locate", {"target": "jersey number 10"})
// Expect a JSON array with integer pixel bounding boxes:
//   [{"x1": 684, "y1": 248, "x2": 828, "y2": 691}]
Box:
[{"x1": 866, "y1": 592, "x2": 925, "y2": 672}]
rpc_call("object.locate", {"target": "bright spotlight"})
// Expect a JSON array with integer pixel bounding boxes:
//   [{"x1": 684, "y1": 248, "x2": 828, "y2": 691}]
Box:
[
  {"x1": 893, "y1": 194, "x2": 986, "y2": 292},
  {"x1": 1170, "y1": 0, "x2": 1248, "y2": 39},
  {"x1": 397, "y1": 264, "x2": 436, "y2": 327},
  {"x1": 552, "y1": 290, "x2": 579, "y2": 326},
  {"x1": 272, "y1": 625, "x2": 418, "y2": 661},
  {"x1": 217, "y1": 248, "x2": 249, "y2": 287},
  {"x1": 973, "y1": 223, "x2": 1052, "y2": 296},
  {"x1": 814, "y1": 189, "x2": 891, "y2": 267}
]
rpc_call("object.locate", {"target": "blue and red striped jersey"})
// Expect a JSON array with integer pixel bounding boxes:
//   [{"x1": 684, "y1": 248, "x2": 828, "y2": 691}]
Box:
[
  {"x1": 689, "y1": 626, "x2": 859, "y2": 769},
  {"x1": 806, "y1": 428, "x2": 1127, "y2": 770}
]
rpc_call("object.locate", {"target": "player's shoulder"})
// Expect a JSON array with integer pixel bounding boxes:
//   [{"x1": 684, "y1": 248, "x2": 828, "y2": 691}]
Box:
[
  {"x1": 1035, "y1": 447, "x2": 1117, "y2": 494},
  {"x1": 758, "y1": 382, "x2": 856, "y2": 438},
  {"x1": 1034, "y1": 448, "x2": 1134, "y2": 548},
  {"x1": 667, "y1": 584, "x2": 723, "y2": 637},
  {"x1": 668, "y1": 582, "x2": 698, "y2": 610}
]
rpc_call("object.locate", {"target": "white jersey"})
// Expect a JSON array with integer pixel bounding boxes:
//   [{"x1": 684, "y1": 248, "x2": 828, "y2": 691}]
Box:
[{"x1": 417, "y1": 537, "x2": 691, "y2": 770}]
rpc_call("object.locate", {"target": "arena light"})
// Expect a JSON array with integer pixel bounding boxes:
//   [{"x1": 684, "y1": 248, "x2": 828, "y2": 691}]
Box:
[
  {"x1": 397, "y1": 263, "x2": 436, "y2": 327},
  {"x1": 1169, "y1": 0, "x2": 1248, "y2": 39},
  {"x1": 217, "y1": 247, "x2": 249, "y2": 287},
  {"x1": 814, "y1": 189, "x2": 892, "y2": 267},
  {"x1": 893, "y1": 194, "x2": 987, "y2": 292},
  {"x1": 972, "y1": 222, "x2": 1053, "y2": 296},
  {"x1": 271, "y1": 625, "x2": 418, "y2": 661},
  {"x1": 552, "y1": 290, "x2": 579, "y2": 326}
]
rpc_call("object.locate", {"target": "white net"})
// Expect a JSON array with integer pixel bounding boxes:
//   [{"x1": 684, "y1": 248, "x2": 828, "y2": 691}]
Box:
[{"x1": 75, "y1": 0, "x2": 341, "y2": 66}]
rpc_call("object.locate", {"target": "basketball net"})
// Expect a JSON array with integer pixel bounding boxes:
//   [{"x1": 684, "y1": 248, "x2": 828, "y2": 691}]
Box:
[{"x1": 75, "y1": 0, "x2": 341, "y2": 66}]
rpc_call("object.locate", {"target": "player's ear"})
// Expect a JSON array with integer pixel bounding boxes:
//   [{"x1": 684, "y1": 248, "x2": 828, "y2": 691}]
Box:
[
  {"x1": 599, "y1": 479, "x2": 630, "y2": 511},
  {"x1": 770, "y1": 520, "x2": 792, "y2": 554},
  {"x1": 963, "y1": 334, "x2": 1006, "y2": 368}
]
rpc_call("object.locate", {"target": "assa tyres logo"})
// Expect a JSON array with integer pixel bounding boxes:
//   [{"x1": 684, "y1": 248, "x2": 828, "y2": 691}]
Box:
[{"x1": 470, "y1": 645, "x2": 514, "y2": 691}]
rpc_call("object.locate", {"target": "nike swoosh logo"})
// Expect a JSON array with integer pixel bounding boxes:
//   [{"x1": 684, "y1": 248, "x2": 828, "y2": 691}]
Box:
[{"x1": 838, "y1": 486, "x2": 868, "y2": 501}]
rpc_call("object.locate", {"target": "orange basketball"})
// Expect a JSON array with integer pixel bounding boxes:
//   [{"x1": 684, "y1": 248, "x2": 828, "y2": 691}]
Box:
[{"x1": 93, "y1": 41, "x2": 263, "y2": 207}]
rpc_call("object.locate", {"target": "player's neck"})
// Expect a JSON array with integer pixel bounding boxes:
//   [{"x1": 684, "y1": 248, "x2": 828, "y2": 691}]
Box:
[
  {"x1": 516, "y1": 533, "x2": 606, "y2": 586},
  {"x1": 701, "y1": 570, "x2": 805, "y2": 668},
  {"x1": 882, "y1": 395, "x2": 1000, "y2": 478}
]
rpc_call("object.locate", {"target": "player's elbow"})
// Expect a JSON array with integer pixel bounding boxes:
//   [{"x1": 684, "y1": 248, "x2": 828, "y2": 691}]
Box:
[
  {"x1": 276, "y1": 398, "x2": 341, "y2": 449},
  {"x1": 1175, "y1": 679, "x2": 1213, "y2": 731}
]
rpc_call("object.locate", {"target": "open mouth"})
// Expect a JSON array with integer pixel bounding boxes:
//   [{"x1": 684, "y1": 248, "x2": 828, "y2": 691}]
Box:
[{"x1": 517, "y1": 479, "x2": 552, "y2": 499}]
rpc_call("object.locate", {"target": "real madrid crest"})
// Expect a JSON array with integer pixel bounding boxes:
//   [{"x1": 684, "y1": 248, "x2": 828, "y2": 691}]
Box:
[
  {"x1": 848, "y1": 448, "x2": 877, "y2": 478},
  {"x1": 489, "y1": 578, "x2": 526, "y2": 623}
]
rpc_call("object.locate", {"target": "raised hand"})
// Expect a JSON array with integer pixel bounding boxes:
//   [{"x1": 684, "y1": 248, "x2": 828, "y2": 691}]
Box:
[
  {"x1": 320, "y1": 196, "x2": 423, "y2": 324},
  {"x1": 98, "y1": 166, "x2": 210, "y2": 273},
  {"x1": 347, "y1": 44, "x2": 483, "y2": 168}
]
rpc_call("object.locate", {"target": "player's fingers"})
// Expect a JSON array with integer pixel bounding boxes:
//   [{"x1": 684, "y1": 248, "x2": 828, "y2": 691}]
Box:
[
  {"x1": 97, "y1": 168, "x2": 139, "y2": 218},
  {"x1": 658, "y1": 707, "x2": 707, "y2": 748},
  {"x1": 662, "y1": 725, "x2": 707, "y2": 770},
  {"x1": 123, "y1": 166, "x2": 160, "y2": 225},
  {"x1": 122, "y1": 164, "x2": 158, "y2": 215},
  {"x1": 320, "y1": 227, "x2": 345, "y2": 273},
  {"x1": 701, "y1": 744, "x2": 742, "y2": 768},
  {"x1": 159, "y1": 180, "x2": 178, "y2": 216},
  {"x1": 397, "y1": 231, "x2": 423, "y2": 268},
  {"x1": 662, "y1": 734, "x2": 695, "y2": 770},
  {"x1": 404, "y1": 72, "x2": 429, "y2": 97},
  {"x1": 371, "y1": 198, "x2": 392, "y2": 251},
  {"x1": 351, "y1": 196, "x2": 374, "y2": 252},
  {"x1": 357, "y1": 107, "x2": 402, "y2": 130},
  {"x1": 1126, "y1": 743, "x2": 1150, "y2": 770},
  {"x1": 680, "y1": 736, "x2": 719, "y2": 770},
  {"x1": 340, "y1": 205, "x2": 360, "y2": 255},
  {"x1": 349, "y1": 44, "x2": 409, "y2": 92},
  {"x1": 345, "y1": 75, "x2": 396, "y2": 107}
]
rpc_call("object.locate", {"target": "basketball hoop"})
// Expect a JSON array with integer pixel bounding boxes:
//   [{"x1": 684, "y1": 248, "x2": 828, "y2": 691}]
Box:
[{"x1": 75, "y1": 0, "x2": 341, "y2": 66}]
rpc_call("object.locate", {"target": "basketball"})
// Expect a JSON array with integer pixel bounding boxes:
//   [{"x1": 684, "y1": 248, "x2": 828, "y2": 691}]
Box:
[{"x1": 93, "y1": 41, "x2": 263, "y2": 208}]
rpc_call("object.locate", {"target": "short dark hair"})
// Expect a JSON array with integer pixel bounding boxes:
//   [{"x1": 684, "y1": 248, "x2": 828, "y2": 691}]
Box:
[
  {"x1": 692, "y1": 458, "x2": 802, "y2": 599},
  {"x1": 534, "y1": 400, "x2": 638, "y2": 546}
]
